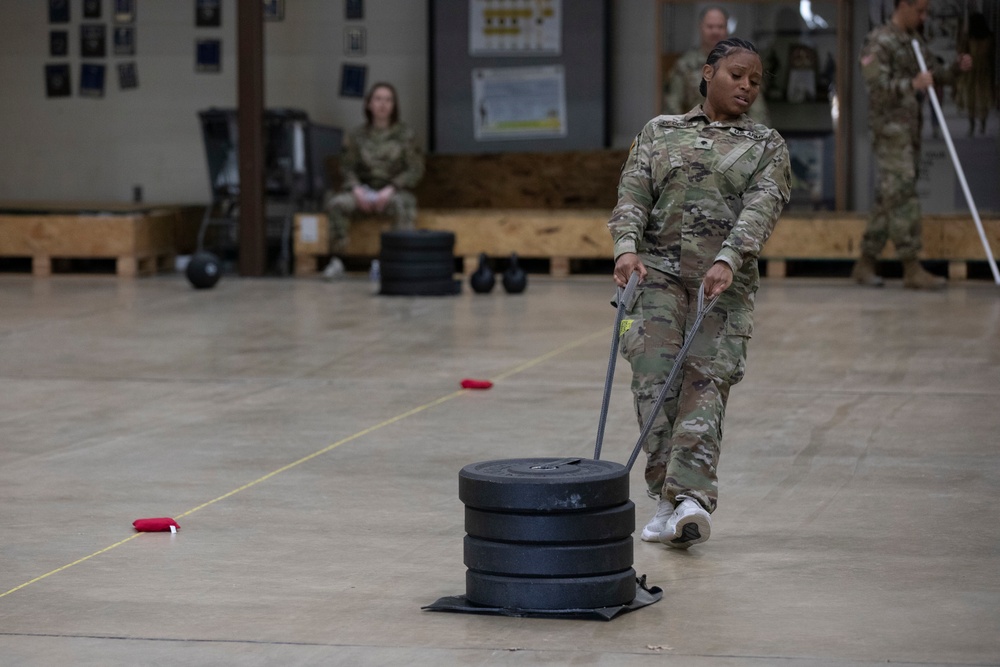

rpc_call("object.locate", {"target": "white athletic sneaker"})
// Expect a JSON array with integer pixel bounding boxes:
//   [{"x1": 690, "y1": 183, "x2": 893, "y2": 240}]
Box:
[
  {"x1": 640, "y1": 499, "x2": 676, "y2": 542},
  {"x1": 661, "y1": 497, "x2": 711, "y2": 549},
  {"x1": 322, "y1": 257, "x2": 345, "y2": 280}
]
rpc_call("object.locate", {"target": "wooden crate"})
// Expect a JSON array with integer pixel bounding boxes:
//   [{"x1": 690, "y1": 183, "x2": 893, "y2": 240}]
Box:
[
  {"x1": 0, "y1": 202, "x2": 183, "y2": 277},
  {"x1": 293, "y1": 210, "x2": 1000, "y2": 279},
  {"x1": 762, "y1": 213, "x2": 1000, "y2": 279}
]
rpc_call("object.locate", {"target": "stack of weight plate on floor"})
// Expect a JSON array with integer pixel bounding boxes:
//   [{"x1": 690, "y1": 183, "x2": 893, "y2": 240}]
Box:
[
  {"x1": 459, "y1": 457, "x2": 636, "y2": 611},
  {"x1": 379, "y1": 230, "x2": 460, "y2": 296}
]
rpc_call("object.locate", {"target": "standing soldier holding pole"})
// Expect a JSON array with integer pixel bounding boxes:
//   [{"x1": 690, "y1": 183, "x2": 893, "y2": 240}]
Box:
[{"x1": 851, "y1": 0, "x2": 971, "y2": 289}]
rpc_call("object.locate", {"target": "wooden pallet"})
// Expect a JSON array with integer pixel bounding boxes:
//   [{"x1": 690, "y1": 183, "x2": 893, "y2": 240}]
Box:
[
  {"x1": 0, "y1": 202, "x2": 187, "y2": 277},
  {"x1": 294, "y1": 210, "x2": 1000, "y2": 279}
]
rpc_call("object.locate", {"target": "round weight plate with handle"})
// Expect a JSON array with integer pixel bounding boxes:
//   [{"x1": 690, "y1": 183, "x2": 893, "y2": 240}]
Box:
[
  {"x1": 464, "y1": 501, "x2": 634, "y2": 543},
  {"x1": 465, "y1": 568, "x2": 636, "y2": 610},
  {"x1": 380, "y1": 230, "x2": 454, "y2": 251},
  {"x1": 464, "y1": 536, "x2": 633, "y2": 577},
  {"x1": 459, "y1": 458, "x2": 629, "y2": 512}
]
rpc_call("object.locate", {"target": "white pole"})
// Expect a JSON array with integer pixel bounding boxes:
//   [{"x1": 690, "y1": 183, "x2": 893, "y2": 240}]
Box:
[{"x1": 911, "y1": 39, "x2": 1000, "y2": 285}]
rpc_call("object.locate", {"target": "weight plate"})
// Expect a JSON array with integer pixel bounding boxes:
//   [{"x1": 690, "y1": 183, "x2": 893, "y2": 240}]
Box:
[
  {"x1": 379, "y1": 248, "x2": 455, "y2": 265},
  {"x1": 465, "y1": 501, "x2": 635, "y2": 543},
  {"x1": 464, "y1": 536, "x2": 633, "y2": 577},
  {"x1": 380, "y1": 230, "x2": 454, "y2": 251},
  {"x1": 380, "y1": 279, "x2": 461, "y2": 296},
  {"x1": 459, "y1": 458, "x2": 629, "y2": 512},
  {"x1": 380, "y1": 260, "x2": 455, "y2": 281},
  {"x1": 465, "y1": 568, "x2": 636, "y2": 610}
]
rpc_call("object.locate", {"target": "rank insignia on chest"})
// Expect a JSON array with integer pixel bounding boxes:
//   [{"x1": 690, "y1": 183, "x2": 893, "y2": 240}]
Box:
[{"x1": 695, "y1": 137, "x2": 714, "y2": 150}]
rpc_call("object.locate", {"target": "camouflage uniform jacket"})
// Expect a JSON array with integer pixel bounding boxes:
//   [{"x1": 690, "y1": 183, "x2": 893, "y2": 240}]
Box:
[
  {"x1": 340, "y1": 122, "x2": 425, "y2": 191},
  {"x1": 664, "y1": 48, "x2": 772, "y2": 127},
  {"x1": 861, "y1": 23, "x2": 957, "y2": 140},
  {"x1": 608, "y1": 106, "x2": 791, "y2": 286}
]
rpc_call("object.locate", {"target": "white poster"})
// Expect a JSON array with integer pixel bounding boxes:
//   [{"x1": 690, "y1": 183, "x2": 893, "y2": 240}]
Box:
[
  {"x1": 472, "y1": 65, "x2": 567, "y2": 140},
  {"x1": 469, "y1": 0, "x2": 561, "y2": 56}
]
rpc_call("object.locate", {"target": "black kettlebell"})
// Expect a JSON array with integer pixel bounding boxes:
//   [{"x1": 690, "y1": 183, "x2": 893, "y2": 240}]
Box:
[
  {"x1": 502, "y1": 253, "x2": 527, "y2": 294},
  {"x1": 186, "y1": 251, "x2": 222, "y2": 289},
  {"x1": 470, "y1": 253, "x2": 495, "y2": 294}
]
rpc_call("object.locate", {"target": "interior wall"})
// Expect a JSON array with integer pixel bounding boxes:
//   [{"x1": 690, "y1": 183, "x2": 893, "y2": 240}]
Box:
[
  {"x1": 0, "y1": 1, "x2": 429, "y2": 204},
  {"x1": 0, "y1": 1, "x2": 656, "y2": 205}
]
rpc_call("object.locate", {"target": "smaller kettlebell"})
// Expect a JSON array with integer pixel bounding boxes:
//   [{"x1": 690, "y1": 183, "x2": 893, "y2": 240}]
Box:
[
  {"x1": 470, "y1": 253, "x2": 495, "y2": 294},
  {"x1": 502, "y1": 253, "x2": 527, "y2": 294}
]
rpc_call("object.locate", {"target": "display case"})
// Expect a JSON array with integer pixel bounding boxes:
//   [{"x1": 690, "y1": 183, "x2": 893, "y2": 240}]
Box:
[{"x1": 657, "y1": 0, "x2": 853, "y2": 211}]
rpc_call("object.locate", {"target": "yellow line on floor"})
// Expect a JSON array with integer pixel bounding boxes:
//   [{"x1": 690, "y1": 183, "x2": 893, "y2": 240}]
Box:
[
  {"x1": 0, "y1": 535, "x2": 142, "y2": 599},
  {"x1": 0, "y1": 329, "x2": 607, "y2": 600}
]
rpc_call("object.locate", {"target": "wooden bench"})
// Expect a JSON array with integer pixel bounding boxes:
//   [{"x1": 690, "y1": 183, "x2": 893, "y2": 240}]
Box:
[
  {"x1": 0, "y1": 202, "x2": 203, "y2": 277},
  {"x1": 294, "y1": 209, "x2": 1000, "y2": 279},
  {"x1": 293, "y1": 149, "x2": 1000, "y2": 279}
]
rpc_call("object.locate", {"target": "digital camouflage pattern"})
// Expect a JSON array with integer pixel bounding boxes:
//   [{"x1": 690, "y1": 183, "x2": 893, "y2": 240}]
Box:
[
  {"x1": 325, "y1": 122, "x2": 425, "y2": 250},
  {"x1": 609, "y1": 108, "x2": 790, "y2": 285},
  {"x1": 619, "y1": 268, "x2": 752, "y2": 511},
  {"x1": 663, "y1": 48, "x2": 772, "y2": 127},
  {"x1": 859, "y1": 23, "x2": 956, "y2": 260},
  {"x1": 609, "y1": 107, "x2": 790, "y2": 511}
]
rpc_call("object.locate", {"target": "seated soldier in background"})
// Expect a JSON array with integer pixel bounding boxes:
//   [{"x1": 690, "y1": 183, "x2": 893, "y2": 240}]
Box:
[{"x1": 323, "y1": 82, "x2": 425, "y2": 279}]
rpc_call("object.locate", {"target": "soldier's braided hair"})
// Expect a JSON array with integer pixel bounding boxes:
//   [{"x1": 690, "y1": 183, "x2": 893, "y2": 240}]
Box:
[{"x1": 699, "y1": 37, "x2": 760, "y2": 98}]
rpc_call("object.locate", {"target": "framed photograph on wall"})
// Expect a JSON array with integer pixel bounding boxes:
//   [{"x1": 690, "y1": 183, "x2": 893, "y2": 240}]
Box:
[
  {"x1": 81, "y1": 24, "x2": 107, "y2": 58},
  {"x1": 785, "y1": 43, "x2": 818, "y2": 103},
  {"x1": 114, "y1": 0, "x2": 136, "y2": 24},
  {"x1": 50, "y1": 30, "x2": 69, "y2": 57},
  {"x1": 196, "y1": 0, "x2": 222, "y2": 27},
  {"x1": 118, "y1": 62, "x2": 138, "y2": 90},
  {"x1": 340, "y1": 63, "x2": 367, "y2": 98},
  {"x1": 83, "y1": 0, "x2": 101, "y2": 19},
  {"x1": 114, "y1": 26, "x2": 135, "y2": 56},
  {"x1": 49, "y1": 0, "x2": 69, "y2": 24},
  {"x1": 45, "y1": 63, "x2": 71, "y2": 97},
  {"x1": 264, "y1": 0, "x2": 284, "y2": 21},
  {"x1": 346, "y1": 0, "x2": 363, "y2": 20},
  {"x1": 80, "y1": 63, "x2": 106, "y2": 97},
  {"x1": 344, "y1": 27, "x2": 366, "y2": 56},
  {"x1": 196, "y1": 38, "x2": 222, "y2": 72}
]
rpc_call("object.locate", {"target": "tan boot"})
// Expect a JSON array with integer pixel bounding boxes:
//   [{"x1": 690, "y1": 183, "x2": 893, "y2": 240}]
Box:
[
  {"x1": 902, "y1": 259, "x2": 946, "y2": 290},
  {"x1": 851, "y1": 255, "x2": 884, "y2": 287}
]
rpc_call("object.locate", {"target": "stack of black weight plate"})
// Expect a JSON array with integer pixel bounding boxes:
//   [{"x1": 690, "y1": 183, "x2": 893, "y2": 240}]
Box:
[
  {"x1": 458, "y1": 457, "x2": 636, "y2": 611},
  {"x1": 379, "y1": 230, "x2": 460, "y2": 296}
]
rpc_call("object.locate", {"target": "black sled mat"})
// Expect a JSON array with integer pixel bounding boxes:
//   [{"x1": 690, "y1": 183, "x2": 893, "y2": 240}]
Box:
[{"x1": 422, "y1": 575, "x2": 662, "y2": 621}]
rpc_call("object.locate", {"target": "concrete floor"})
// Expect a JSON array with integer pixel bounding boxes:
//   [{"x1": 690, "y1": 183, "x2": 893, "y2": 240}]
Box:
[{"x1": 1, "y1": 272, "x2": 998, "y2": 667}]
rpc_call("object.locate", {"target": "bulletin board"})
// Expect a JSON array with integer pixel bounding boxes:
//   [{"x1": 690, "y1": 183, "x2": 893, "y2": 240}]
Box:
[{"x1": 429, "y1": 0, "x2": 609, "y2": 153}]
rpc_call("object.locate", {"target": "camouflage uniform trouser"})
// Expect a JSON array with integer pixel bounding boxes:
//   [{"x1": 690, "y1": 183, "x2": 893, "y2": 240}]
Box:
[
  {"x1": 862, "y1": 132, "x2": 922, "y2": 261},
  {"x1": 619, "y1": 267, "x2": 754, "y2": 513},
  {"x1": 325, "y1": 189, "x2": 418, "y2": 253}
]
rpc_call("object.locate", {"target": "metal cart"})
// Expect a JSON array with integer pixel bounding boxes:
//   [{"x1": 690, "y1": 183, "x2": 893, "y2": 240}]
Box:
[{"x1": 196, "y1": 108, "x2": 340, "y2": 275}]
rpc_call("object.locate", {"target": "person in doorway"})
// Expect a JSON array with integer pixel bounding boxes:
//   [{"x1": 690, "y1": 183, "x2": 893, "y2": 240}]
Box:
[
  {"x1": 609, "y1": 38, "x2": 790, "y2": 548},
  {"x1": 851, "y1": 0, "x2": 971, "y2": 289},
  {"x1": 663, "y1": 6, "x2": 772, "y2": 126},
  {"x1": 323, "y1": 82, "x2": 425, "y2": 279},
  {"x1": 956, "y1": 12, "x2": 995, "y2": 138}
]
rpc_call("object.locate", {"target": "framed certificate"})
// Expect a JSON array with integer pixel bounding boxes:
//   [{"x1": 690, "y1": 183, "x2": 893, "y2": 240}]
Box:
[
  {"x1": 114, "y1": 0, "x2": 136, "y2": 23},
  {"x1": 81, "y1": 24, "x2": 107, "y2": 58},
  {"x1": 80, "y1": 63, "x2": 106, "y2": 98},
  {"x1": 50, "y1": 30, "x2": 69, "y2": 57},
  {"x1": 196, "y1": 0, "x2": 222, "y2": 27},
  {"x1": 196, "y1": 39, "x2": 222, "y2": 73},
  {"x1": 114, "y1": 27, "x2": 135, "y2": 56},
  {"x1": 45, "y1": 63, "x2": 71, "y2": 97},
  {"x1": 118, "y1": 62, "x2": 138, "y2": 90},
  {"x1": 340, "y1": 63, "x2": 367, "y2": 98},
  {"x1": 264, "y1": 0, "x2": 284, "y2": 21}
]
